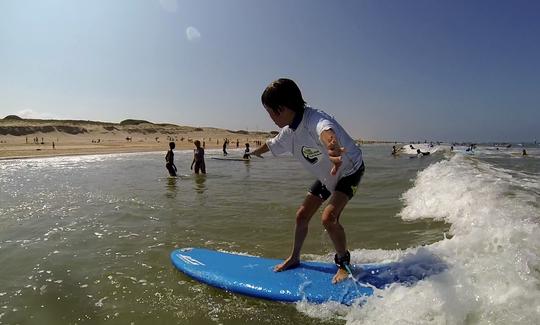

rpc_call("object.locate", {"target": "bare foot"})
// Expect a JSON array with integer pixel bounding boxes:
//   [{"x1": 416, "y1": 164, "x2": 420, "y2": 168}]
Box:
[
  {"x1": 274, "y1": 256, "x2": 300, "y2": 272},
  {"x1": 332, "y1": 268, "x2": 350, "y2": 284}
]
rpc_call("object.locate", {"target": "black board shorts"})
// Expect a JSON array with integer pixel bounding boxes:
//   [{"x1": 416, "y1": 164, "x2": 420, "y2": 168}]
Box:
[{"x1": 309, "y1": 163, "x2": 365, "y2": 201}]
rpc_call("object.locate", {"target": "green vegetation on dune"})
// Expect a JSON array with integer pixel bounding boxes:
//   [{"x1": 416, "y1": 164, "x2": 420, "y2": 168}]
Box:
[
  {"x1": 119, "y1": 119, "x2": 152, "y2": 125},
  {"x1": 0, "y1": 116, "x2": 277, "y2": 138},
  {"x1": 3, "y1": 115, "x2": 23, "y2": 120}
]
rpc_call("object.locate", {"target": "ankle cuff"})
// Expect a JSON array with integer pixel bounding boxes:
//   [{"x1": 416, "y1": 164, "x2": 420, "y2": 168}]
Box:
[{"x1": 334, "y1": 251, "x2": 351, "y2": 269}]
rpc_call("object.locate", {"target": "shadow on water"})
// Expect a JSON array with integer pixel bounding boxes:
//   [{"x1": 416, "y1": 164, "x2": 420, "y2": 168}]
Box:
[
  {"x1": 193, "y1": 174, "x2": 207, "y2": 194},
  {"x1": 165, "y1": 176, "x2": 178, "y2": 198},
  {"x1": 353, "y1": 248, "x2": 447, "y2": 289},
  {"x1": 301, "y1": 247, "x2": 447, "y2": 290}
]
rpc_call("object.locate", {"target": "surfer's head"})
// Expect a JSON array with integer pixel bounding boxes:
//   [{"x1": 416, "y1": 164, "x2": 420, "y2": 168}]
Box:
[
  {"x1": 169, "y1": 142, "x2": 175, "y2": 150},
  {"x1": 261, "y1": 78, "x2": 306, "y2": 115},
  {"x1": 262, "y1": 78, "x2": 306, "y2": 128},
  {"x1": 194, "y1": 140, "x2": 201, "y2": 148}
]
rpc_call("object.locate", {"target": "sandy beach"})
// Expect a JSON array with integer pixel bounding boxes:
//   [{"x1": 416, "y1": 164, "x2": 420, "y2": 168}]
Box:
[{"x1": 0, "y1": 117, "x2": 273, "y2": 160}]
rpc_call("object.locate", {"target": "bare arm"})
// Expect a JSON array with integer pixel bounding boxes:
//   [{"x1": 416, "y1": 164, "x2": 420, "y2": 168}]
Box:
[
  {"x1": 250, "y1": 143, "x2": 269, "y2": 158},
  {"x1": 320, "y1": 129, "x2": 345, "y2": 175}
]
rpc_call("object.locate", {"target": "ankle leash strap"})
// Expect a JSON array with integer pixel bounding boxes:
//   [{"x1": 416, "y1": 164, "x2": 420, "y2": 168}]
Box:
[{"x1": 334, "y1": 250, "x2": 351, "y2": 270}]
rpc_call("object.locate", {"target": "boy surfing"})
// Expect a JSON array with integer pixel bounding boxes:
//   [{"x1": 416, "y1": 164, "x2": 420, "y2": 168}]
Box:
[{"x1": 250, "y1": 78, "x2": 364, "y2": 283}]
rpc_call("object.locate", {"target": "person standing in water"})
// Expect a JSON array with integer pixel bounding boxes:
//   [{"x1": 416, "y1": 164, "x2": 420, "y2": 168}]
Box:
[
  {"x1": 243, "y1": 143, "x2": 251, "y2": 159},
  {"x1": 165, "y1": 142, "x2": 177, "y2": 177},
  {"x1": 249, "y1": 78, "x2": 364, "y2": 284},
  {"x1": 191, "y1": 140, "x2": 206, "y2": 174},
  {"x1": 222, "y1": 139, "x2": 228, "y2": 156}
]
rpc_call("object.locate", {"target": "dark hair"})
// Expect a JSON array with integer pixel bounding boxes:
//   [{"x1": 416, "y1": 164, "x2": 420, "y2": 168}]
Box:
[
  {"x1": 261, "y1": 78, "x2": 306, "y2": 114},
  {"x1": 169, "y1": 142, "x2": 175, "y2": 149}
]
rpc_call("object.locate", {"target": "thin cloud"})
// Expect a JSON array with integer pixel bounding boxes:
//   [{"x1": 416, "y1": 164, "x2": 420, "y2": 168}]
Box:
[
  {"x1": 16, "y1": 109, "x2": 55, "y2": 120},
  {"x1": 186, "y1": 26, "x2": 201, "y2": 41}
]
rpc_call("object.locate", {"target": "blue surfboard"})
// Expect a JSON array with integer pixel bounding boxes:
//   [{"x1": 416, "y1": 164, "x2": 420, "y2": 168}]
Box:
[{"x1": 170, "y1": 248, "x2": 446, "y2": 305}]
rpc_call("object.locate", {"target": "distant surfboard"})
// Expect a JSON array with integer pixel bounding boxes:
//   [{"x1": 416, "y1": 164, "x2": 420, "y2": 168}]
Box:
[
  {"x1": 210, "y1": 157, "x2": 250, "y2": 162},
  {"x1": 170, "y1": 248, "x2": 446, "y2": 305}
]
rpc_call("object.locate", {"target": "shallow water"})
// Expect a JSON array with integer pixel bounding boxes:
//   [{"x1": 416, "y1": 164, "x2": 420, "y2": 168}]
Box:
[{"x1": 1, "y1": 144, "x2": 539, "y2": 324}]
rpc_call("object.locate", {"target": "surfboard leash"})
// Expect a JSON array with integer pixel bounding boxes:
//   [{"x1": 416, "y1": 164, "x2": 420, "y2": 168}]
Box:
[{"x1": 335, "y1": 250, "x2": 352, "y2": 275}]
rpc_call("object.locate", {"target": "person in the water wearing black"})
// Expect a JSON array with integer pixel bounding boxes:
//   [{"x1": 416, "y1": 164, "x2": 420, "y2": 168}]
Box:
[
  {"x1": 191, "y1": 140, "x2": 206, "y2": 174},
  {"x1": 243, "y1": 143, "x2": 251, "y2": 159},
  {"x1": 165, "y1": 142, "x2": 177, "y2": 176},
  {"x1": 222, "y1": 139, "x2": 229, "y2": 156}
]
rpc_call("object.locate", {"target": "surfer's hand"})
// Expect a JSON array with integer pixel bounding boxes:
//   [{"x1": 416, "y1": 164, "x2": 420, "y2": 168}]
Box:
[
  {"x1": 327, "y1": 140, "x2": 346, "y2": 176},
  {"x1": 250, "y1": 152, "x2": 263, "y2": 158},
  {"x1": 321, "y1": 129, "x2": 345, "y2": 175}
]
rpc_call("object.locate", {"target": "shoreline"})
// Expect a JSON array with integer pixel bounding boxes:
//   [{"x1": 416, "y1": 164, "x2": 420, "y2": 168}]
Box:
[
  {"x1": 0, "y1": 119, "x2": 272, "y2": 160},
  {"x1": 0, "y1": 117, "x2": 398, "y2": 161},
  {"x1": 0, "y1": 140, "x2": 261, "y2": 161}
]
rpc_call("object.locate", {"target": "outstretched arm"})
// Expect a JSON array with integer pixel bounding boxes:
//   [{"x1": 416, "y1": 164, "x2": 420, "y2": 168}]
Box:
[
  {"x1": 320, "y1": 129, "x2": 345, "y2": 175},
  {"x1": 250, "y1": 143, "x2": 269, "y2": 158}
]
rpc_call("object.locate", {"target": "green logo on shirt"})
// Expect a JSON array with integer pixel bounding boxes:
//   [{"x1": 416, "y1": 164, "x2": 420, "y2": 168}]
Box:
[{"x1": 302, "y1": 146, "x2": 322, "y2": 164}]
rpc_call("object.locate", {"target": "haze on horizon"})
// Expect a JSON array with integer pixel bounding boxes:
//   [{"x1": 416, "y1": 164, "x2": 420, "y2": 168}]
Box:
[{"x1": 1, "y1": 0, "x2": 539, "y2": 143}]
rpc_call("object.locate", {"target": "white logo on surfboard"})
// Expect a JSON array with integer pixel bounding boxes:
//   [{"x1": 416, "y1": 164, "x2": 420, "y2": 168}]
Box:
[{"x1": 177, "y1": 254, "x2": 205, "y2": 266}]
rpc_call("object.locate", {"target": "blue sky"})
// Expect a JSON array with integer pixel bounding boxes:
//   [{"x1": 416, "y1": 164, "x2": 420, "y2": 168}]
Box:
[{"x1": 1, "y1": 0, "x2": 538, "y2": 142}]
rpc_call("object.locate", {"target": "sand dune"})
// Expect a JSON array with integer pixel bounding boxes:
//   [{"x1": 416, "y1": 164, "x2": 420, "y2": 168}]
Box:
[{"x1": 0, "y1": 116, "x2": 274, "y2": 159}]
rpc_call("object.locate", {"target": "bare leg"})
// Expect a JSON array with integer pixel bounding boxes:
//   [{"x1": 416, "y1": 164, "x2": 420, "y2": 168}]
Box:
[
  {"x1": 321, "y1": 191, "x2": 351, "y2": 283},
  {"x1": 274, "y1": 193, "x2": 323, "y2": 272}
]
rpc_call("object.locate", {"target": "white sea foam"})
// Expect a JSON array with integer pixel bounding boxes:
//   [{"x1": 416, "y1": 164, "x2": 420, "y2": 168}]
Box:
[{"x1": 299, "y1": 154, "x2": 540, "y2": 324}]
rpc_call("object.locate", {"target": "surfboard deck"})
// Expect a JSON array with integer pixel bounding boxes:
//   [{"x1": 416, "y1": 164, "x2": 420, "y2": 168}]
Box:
[{"x1": 170, "y1": 248, "x2": 445, "y2": 305}]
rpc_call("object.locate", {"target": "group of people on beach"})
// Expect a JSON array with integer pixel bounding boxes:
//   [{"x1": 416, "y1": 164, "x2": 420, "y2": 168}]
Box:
[
  {"x1": 391, "y1": 144, "x2": 430, "y2": 158},
  {"x1": 391, "y1": 143, "x2": 530, "y2": 157},
  {"x1": 221, "y1": 138, "x2": 252, "y2": 157},
  {"x1": 165, "y1": 78, "x2": 364, "y2": 284},
  {"x1": 165, "y1": 139, "x2": 253, "y2": 177},
  {"x1": 165, "y1": 140, "x2": 206, "y2": 176}
]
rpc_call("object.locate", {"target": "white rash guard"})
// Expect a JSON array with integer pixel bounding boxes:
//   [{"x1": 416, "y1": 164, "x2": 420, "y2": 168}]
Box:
[{"x1": 266, "y1": 107, "x2": 363, "y2": 192}]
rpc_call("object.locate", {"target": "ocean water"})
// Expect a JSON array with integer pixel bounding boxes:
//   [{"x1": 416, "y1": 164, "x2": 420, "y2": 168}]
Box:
[{"x1": 0, "y1": 144, "x2": 539, "y2": 324}]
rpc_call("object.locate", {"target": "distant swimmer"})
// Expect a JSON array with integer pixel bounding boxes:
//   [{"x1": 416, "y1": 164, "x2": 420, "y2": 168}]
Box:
[
  {"x1": 416, "y1": 149, "x2": 430, "y2": 157},
  {"x1": 191, "y1": 140, "x2": 206, "y2": 174},
  {"x1": 391, "y1": 145, "x2": 399, "y2": 156},
  {"x1": 222, "y1": 139, "x2": 229, "y2": 156},
  {"x1": 165, "y1": 142, "x2": 177, "y2": 177},
  {"x1": 523, "y1": 149, "x2": 527, "y2": 156},
  {"x1": 243, "y1": 143, "x2": 251, "y2": 159}
]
